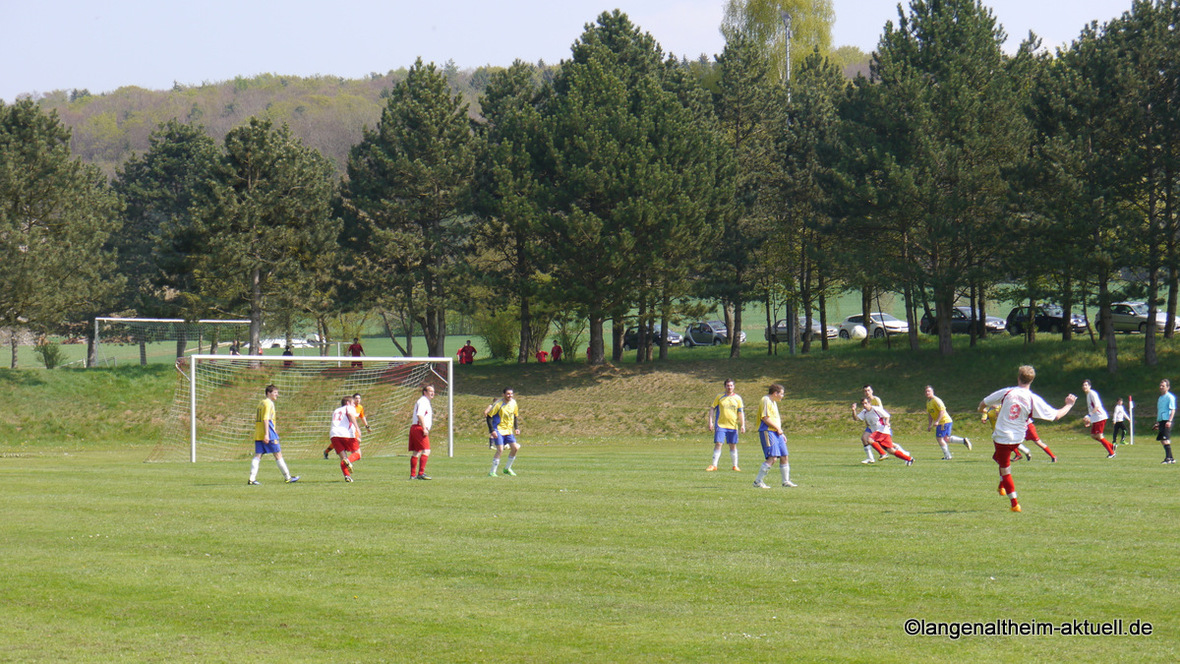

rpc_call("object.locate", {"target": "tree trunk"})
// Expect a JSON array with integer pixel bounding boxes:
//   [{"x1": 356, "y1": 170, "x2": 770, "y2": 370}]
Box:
[
  {"x1": 819, "y1": 277, "x2": 829, "y2": 352},
  {"x1": 10, "y1": 335, "x2": 17, "y2": 369},
  {"x1": 249, "y1": 267, "x2": 264, "y2": 356},
  {"x1": 1061, "y1": 275, "x2": 1074, "y2": 342},
  {"x1": 730, "y1": 296, "x2": 742, "y2": 358},
  {"x1": 518, "y1": 295, "x2": 532, "y2": 364},
  {"x1": 588, "y1": 316, "x2": 606, "y2": 365},
  {"x1": 936, "y1": 288, "x2": 953, "y2": 356},
  {"x1": 611, "y1": 318, "x2": 624, "y2": 362}
]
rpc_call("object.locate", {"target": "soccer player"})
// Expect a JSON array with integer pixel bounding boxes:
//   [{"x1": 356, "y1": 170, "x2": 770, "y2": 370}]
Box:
[
  {"x1": 457, "y1": 340, "x2": 477, "y2": 365},
  {"x1": 329, "y1": 395, "x2": 361, "y2": 482},
  {"x1": 247, "y1": 384, "x2": 299, "y2": 485},
  {"x1": 535, "y1": 348, "x2": 549, "y2": 363},
  {"x1": 706, "y1": 379, "x2": 746, "y2": 471},
  {"x1": 324, "y1": 393, "x2": 371, "y2": 459},
  {"x1": 1081, "y1": 379, "x2": 1116, "y2": 457},
  {"x1": 979, "y1": 365, "x2": 1076, "y2": 512},
  {"x1": 754, "y1": 384, "x2": 796, "y2": 488},
  {"x1": 485, "y1": 388, "x2": 522, "y2": 476},
  {"x1": 347, "y1": 337, "x2": 365, "y2": 368},
  {"x1": 408, "y1": 384, "x2": 435, "y2": 479},
  {"x1": 550, "y1": 341, "x2": 563, "y2": 362},
  {"x1": 853, "y1": 398, "x2": 914, "y2": 464},
  {"x1": 925, "y1": 385, "x2": 971, "y2": 459},
  {"x1": 1111, "y1": 398, "x2": 1129, "y2": 446},
  {"x1": 1155, "y1": 379, "x2": 1175, "y2": 464},
  {"x1": 859, "y1": 385, "x2": 888, "y2": 462},
  {"x1": 981, "y1": 406, "x2": 1057, "y2": 463}
]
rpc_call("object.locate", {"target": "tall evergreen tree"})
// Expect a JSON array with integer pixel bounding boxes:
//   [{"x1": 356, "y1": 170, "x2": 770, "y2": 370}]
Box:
[
  {"x1": 540, "y1": 11, "x2": 728, "y2": 365},
  {"x1": 0, "y1": 99, "x2": 123, "y2": 367},
  {"x1": 345, "y1": 58, "x2": 475, "y2": 357},
  {"x1": 114, "y1": 120, "x2": 220, "y2": 321},
  {"x1": 173, "y1": 117, "x2": 340, "y2": 354}
]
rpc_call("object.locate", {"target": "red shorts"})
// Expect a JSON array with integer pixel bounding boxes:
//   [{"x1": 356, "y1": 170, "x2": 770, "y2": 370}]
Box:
[
  {"x1": 408, "y1": 424, "x2": 431, "y2": 452},
  {"x1": 1090, "y1": 420, "x2": 1106, "y2": 435},
  {"x1": 330, "y1": 436, "x2": 359, "y2": 454},
  {"x1": 1024, "y1": 423, "x2": 1039, "y2": 442},
  {"x1": 993, "y1": 442, "x2": 1020, "y2": 468},
  {"x1": 870, "y1": 431, "x2": 893, "y2": 448}
]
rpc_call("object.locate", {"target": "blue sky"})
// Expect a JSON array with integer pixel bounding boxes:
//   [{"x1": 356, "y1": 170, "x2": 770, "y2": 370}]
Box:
[{"x1": 0, "y1": 0, "x2": 1134, "y2": 102}]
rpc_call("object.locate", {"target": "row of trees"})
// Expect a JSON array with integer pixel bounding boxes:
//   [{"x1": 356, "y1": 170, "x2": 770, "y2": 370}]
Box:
[{"x1": 3, "y1": 2, "x2": 1178, "y2": 373}]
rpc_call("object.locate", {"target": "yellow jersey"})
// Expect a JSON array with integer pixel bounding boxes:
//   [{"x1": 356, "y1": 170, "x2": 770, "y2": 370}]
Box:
[
  {"x1": 926, "y1": 396, "x2": 953, "y2": 425},
  {"x1": 711, "y1": 394, "x2": 744, "y2": 430},
  {"x1": 494, "y1": 399, "x2": 519, "y2": 435},
  {"x1": 254, "y1": 398, "x2": 275, "y2": 441},
  {"x1": 759, "y1": 395, "x2": 781, "y2": 432}
]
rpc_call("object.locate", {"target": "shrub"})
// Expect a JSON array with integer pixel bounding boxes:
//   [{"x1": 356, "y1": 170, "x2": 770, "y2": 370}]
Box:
[
  {"x1": 34, "y1": 340, "x2": 65, "y2": 370},
  {"x1": 472, "y1": 310, "x2": 518, "y2": 360}
]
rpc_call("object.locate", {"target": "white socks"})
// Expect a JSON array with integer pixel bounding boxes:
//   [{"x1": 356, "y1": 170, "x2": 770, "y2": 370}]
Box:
[
  {"x1": 276, "y1": 457, "x2": 291, "y2": 480},
  {"x1": 249, "y1": 456, "x2": 261, "y2": 481},
  {"x1": 731, "y1": 448, "x2": 739, "y2": 467}
]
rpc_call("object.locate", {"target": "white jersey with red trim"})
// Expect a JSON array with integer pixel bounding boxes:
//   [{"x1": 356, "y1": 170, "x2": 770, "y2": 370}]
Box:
[{"x1": 983, "y1": 386, "x2": 1057, "y2": 445}]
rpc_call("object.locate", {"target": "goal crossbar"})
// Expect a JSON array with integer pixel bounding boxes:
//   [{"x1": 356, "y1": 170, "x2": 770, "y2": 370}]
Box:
[{"x1": 181, "y1": 354, "x2": 453, "y2": 463}]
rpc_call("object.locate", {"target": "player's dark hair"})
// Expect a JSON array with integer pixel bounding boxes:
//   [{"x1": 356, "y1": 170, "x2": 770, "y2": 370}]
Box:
[
  {"x1": 503, "y1": 387, "x2": 514, "y2": 395},
  {"x1": 341, "y1": 396, "x2": 352, "y2": 406},
  {"x1": 353, "y1": 393, "x2": 361, "y2": 399},
  {"x1": 265, "y1": 384, "x2": 277, "y2": 395},
  {"x1": 768, "y1": 383, "x2": 784, "y2": 395}
]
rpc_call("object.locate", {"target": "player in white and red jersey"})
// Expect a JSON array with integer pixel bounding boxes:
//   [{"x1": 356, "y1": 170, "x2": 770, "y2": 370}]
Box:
[
  {"x1": 329, "y1": 396, "x2": 361, "y2": 481},
  {"x1": 853, "y1": 397, "x2": 913, "y2": 464},
  {"x1": 1081, "y1": 379, "x2": 1116, "y2": 457},
  {"x1": 980, "y1": 365, "x2": 1076, "y2": 512}
]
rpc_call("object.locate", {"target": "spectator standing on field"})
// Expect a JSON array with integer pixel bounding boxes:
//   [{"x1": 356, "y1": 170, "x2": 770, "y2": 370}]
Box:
[
  {"x1": 248, "y1": 384, "x2": 299, "y2": 485},
  {"x1": 1155, "y1": 379, "x2": 1175, "y2": 464},
  {"x1": 979, "y1": 365, "x2": 1075, "y2": 513},
  {"x1": 706, "y1": 379, "x2": 745, "y2": 472},
  {"x1": 550, "y1": 341, "x2": 563, "y2": 362},
  {"x1": 457, "y1": 340, "x2": 477, "y2": 365},
  {"x1": 347, "y1": 337, "x2": 365, "y2": 368}
]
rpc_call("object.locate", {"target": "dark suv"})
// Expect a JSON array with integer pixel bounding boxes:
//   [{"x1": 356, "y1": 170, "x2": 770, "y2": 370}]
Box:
[
  {"x1": 1005, "y1": 305, "x2": 1088, "y2": 335},
  {"x1": 622, "y1": 325, "x2": 682, "y2": 351}
]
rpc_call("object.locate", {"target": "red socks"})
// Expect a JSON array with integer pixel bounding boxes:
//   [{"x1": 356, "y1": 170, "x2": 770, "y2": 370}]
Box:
[
  {"x1": 340, "y1": 461, "x2": 351, "y2": 477},
  {"x1": 418, "y1": 455, "x2": 428, "y2": 474},
  {"x1": 870, "y1": 441, "x2": 886, "y2": 455},
  {"x1": 410, "y1": 456, "x2": 418, "y2": 477},
  {"x1": 893, "y1": 449, "x2": 912, "y2": 462},
  {"x1": 1000, "y1": 475, "x2": 1017, "y2": 505},
  {"x1": 1100, "y1": 439, "x2": 1114, "y2": 455}
]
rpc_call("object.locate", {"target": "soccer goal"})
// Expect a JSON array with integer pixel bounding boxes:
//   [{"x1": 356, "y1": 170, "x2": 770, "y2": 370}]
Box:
[
  {"x1": 94, "y1": 317, "x2": 251, "y2": 367},
  {"x1": 149, "y1": 355, "x2": 453, "y2": 463}
]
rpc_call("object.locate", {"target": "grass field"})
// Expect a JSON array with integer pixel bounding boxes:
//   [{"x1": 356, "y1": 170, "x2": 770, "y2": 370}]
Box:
[
  {"x1": 3, "y1": 334, "x2": 1179, "y2": 662},
  {"x1": 2, "y1": 440, "x2": 1177, "y2": 663}
]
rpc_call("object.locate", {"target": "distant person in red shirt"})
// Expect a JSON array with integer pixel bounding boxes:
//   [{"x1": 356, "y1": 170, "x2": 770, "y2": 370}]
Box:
[
  {"x1": 457, "y1": 340, "x2": 477, "y2": 365},
  {"x1": 535, "y1": 349, "x2": 549, "y2": 363},
  {"x1": 347, "y1": 337, "x2": 364, "y2": 367},
  {"x1": 550, "y1": 342, "x2": 563, "y2": 362}
]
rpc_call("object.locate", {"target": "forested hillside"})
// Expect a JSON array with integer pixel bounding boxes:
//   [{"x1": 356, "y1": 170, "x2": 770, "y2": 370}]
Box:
[{"x1": 30, "y1": 64, "x2": 560, "y2": 176}]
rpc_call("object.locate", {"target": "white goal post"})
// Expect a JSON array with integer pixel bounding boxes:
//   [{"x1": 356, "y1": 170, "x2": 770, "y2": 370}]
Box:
[{"x1": 151, "y1": 354, "x2": 453, "y2": 463}]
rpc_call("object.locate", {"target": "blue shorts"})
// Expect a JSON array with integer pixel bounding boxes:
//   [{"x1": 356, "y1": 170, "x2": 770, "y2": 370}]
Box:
[
  {"x1": 255, "y1": 440, "x2": 281, "y2": 455},
  {"x1": 497, "y1": 433, "x2": 517, "y2": 446},
  {"x1": 759, "y1": 430, "x2": 788, "y2": 458},
  {"x1": 935, "y1": 422, "x2": 953, "y2": 439},
  {"x1": 489, "y1": 432, "x2": 503, "y2": 446},
  {"x1": 714, "y1": 427, "x2": 739, "y2": 445}
]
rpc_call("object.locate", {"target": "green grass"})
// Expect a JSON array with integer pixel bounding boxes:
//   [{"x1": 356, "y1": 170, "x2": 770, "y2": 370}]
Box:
[
  {"x1": 2, "y1": 440, "x2": 1177, "y2": 663},
  {"x1": 3, "y1": 333, "x2": 1180, "y2": 661}
]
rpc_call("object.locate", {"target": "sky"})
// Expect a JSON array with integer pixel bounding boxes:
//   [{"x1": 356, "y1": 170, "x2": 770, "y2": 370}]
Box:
[{"x1": 0, "y1": 0, "x2": 1136, "y2": 102}]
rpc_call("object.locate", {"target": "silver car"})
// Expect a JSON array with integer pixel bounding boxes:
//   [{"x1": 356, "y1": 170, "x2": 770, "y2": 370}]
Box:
[
  {"x1": 1110, "y1": 302, "x2": 1180, "y2": 334},
  {"x1": 765, "y1": 317, "x2": 839, "y2": 342}
]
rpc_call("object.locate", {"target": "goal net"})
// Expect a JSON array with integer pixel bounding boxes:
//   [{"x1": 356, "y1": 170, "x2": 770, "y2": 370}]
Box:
[
  {"x1": 149, "y1": 355, "x2": 453, "y2": 462},
  {"x1": 94, "y1": 317, "x2": 251, "y2": 367}
]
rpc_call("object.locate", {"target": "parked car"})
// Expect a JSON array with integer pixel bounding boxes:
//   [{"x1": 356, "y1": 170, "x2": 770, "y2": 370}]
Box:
[
  {"x1": 684, "y1": 320, "x2": 746, "y2": 346},
  {"x1": 765, "y1": 316, "x2": 839, "y2": 343},
  {"x1": 838, "y1": 313, "x2": 909, "y2": 339},
  {"x1": 919, "y1": 306, "x2": 1007, "y2": 335},
  {"x1": 1005, "y1": 305, "x2": 1089, "y2": 335},
  {"x1": 1110, "y1": 301, "x2": 1180, "y2": 334},
  {"x1": 622, "y1": 325, "x2": 683, "y2": 350}
]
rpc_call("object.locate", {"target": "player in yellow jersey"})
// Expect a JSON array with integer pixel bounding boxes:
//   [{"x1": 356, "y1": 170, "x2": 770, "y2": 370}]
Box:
[
  {"x1": 925, "y1": 385, "x2": 971, "y2": 459},
  {"x1": 706, "y1": 379, "x2": 746, "y2": 471},
  {"x1": 485, "y1": 387, "x2": 522, "y2": 476},
  {"x1": 247, "y1": 384, "x2": 299, "y2": 485},
  {"x1": 754, "y1": 384, "x2": 795, "y2": 488}
]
